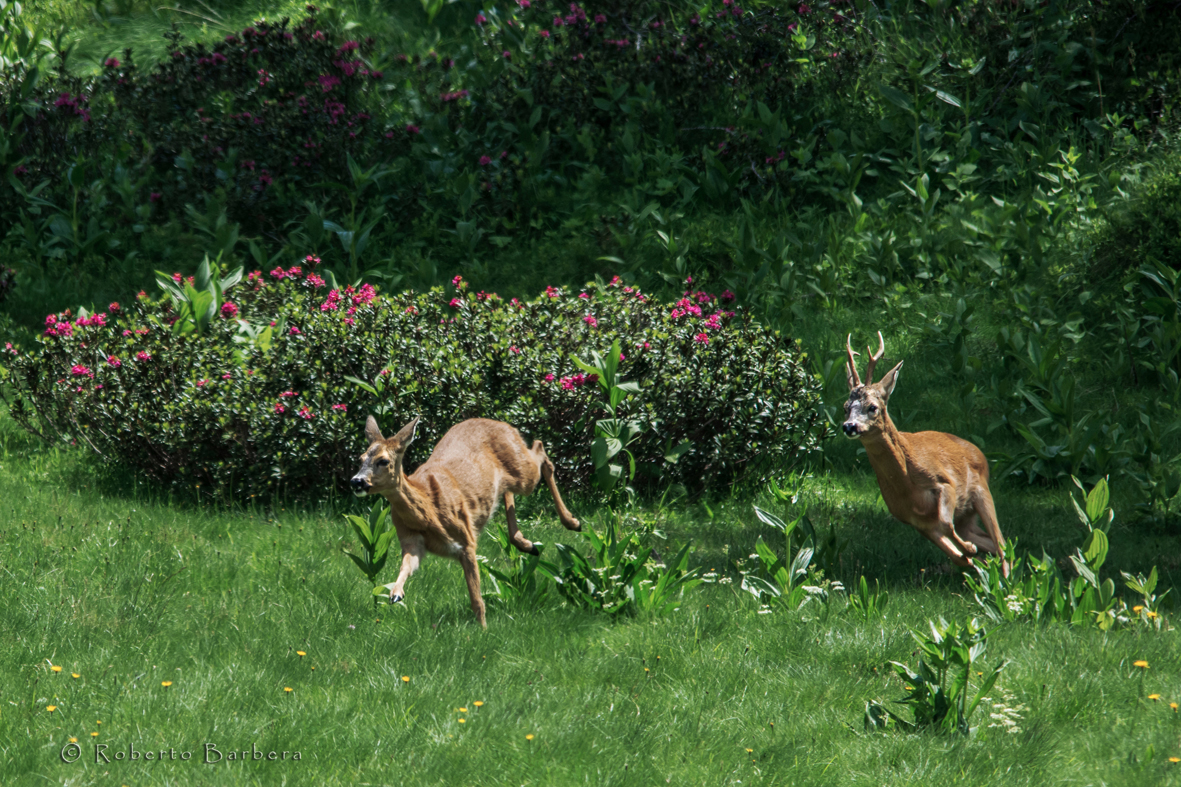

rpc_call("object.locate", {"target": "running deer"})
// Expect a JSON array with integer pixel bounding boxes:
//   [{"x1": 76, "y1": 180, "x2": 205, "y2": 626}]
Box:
[
  {"x1": 843, "y1": 332, "x2": 1010, "y2": 577},
  {"x1": 350, "y1": 416, "x2": 581, "y2": 627}
]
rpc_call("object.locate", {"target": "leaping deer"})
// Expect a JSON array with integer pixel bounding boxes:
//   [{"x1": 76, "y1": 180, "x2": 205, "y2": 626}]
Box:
[
  {"x1": 350, "y1": 416, "x2": 582, "y2": 628},
  {"x1": 842, "y1": 332, "x2": 1010, "y2": 577}
]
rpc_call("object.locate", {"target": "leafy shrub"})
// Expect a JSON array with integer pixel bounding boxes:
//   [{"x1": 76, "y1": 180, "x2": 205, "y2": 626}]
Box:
[
  {"x1": 964, "y1": 478, "x2": 1170, "y2": 630},
  {"x1": 864, "y1": 617, "x2": 1005, "y2": 736},
  {"x1": 551, "y1": 518, "x2": 701, "y2": 616},
  {"x1": 2, "y1": 268, "x2": 825, "y2": 498}
]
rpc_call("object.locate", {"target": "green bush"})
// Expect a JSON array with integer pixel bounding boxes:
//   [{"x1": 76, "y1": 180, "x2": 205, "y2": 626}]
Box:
[{"x1": 2, "y1": 267, "x2": 826, "y2": 498}]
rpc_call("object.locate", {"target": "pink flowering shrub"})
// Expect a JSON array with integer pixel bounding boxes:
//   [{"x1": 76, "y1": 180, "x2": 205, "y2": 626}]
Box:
[{"x1": 6, "y1": 270, "x2": 823, "y2": 498}]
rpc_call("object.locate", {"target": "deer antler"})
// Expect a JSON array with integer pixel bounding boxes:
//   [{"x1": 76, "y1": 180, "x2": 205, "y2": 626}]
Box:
[
  {"x1": 864, "y1": 331, "x2": 886, "y2": 383},
  {"x1": 846, "y1": 334, "x2": 862, "y2": 387}
]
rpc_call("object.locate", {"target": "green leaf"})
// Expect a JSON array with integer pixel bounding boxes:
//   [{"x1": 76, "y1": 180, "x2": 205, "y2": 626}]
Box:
[
  {"x1": 753, "y1": 504, "x2": 787, "y2": 532},
  {"x1": 1085, "y1": 477, "x2": 1109, "y2": 526},
  {"x1": 1082, "y1": 529, "x2": 1109, "y2": 571},
  {"x1": 879, "y1": 85, "x2": 914, "y2": 113}
]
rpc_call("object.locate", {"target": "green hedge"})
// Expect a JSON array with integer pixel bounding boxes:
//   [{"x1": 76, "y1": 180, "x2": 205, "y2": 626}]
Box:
[{"x1": 3, "y1": 268, "x2": 826, "y2": 498}]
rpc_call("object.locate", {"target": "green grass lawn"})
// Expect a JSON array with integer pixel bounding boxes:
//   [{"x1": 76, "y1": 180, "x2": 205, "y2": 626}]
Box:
[{"x1": 3, "y1": 403, "x2": 1179, "y2": 787}]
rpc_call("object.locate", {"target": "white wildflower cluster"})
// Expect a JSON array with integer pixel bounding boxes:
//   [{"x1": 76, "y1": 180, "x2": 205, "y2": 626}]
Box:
[
  {"x1": 985, "y1": 688, "x2": 1027, "y2": 734},
  {"x1": 1004, "y1": 594, "x2": 1027, "y2": 614}
]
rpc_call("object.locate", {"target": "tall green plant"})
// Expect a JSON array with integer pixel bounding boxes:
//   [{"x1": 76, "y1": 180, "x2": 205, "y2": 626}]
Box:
[
  {"x1": 865, "y1": 617, "x2": 1005, "y2": 736},
  {"x1": 341, "y1": 499, "x2": 396, "y2": 608}
]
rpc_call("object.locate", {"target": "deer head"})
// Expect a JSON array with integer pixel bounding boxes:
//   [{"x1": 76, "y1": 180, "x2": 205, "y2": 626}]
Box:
[
  {"x1": 350, "y1": 415, "x2": 420, "y2": 497},
  {"x1": 842, "y1": 331, "x2": 904, "y2": 439}
]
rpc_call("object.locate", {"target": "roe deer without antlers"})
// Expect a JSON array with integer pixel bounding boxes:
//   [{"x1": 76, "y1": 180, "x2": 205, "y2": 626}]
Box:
[
  {"x1": 350, "y1": 416, "x2": 581, "y2": 628},
  {"x1": 842, "y1": 332, "x2": 1010, "y2": 577}
]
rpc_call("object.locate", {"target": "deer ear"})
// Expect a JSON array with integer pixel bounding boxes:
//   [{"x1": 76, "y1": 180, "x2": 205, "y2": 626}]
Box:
[
  {"x1": 365, "y1": 415, "x2": 384, "y2": 444},
  {"x1": 392, "y1": 416, "x2": 420, "y2": 447},
  {"x1": 880, "y1": 361, "x2": 904, "y2": 398}
]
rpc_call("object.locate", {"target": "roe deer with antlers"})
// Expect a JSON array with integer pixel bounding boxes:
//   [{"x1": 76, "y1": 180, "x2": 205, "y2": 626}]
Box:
[
  {"x1": 842, "y1": 332, "x2": 1010, "y2": 577},
  {"x1": 350, "y1": 416, "x2": 581, "y2": 627}
]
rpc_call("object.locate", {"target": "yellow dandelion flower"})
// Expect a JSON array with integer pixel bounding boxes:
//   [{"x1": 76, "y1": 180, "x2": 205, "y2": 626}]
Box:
[
  {"x1": 46, "y1": 705, "x2": 57, "y2": 712},
  {"x1": 459, "y1": 707, "x2": 468, "y2": 713},
  {"x1": 71, "y1": 673, "x2": 80, "y2": 679},
  {"x1": 284, "y1": 687, "x2": 293, "y2": 693},
  {"x1": 1171, "y1": 703, "x2": 1179, "y2": 712},
  {"x1": 458, "y1": 718, "x2": 466, "y2": 724},
  {"x1": 161, "y1": 680, "x2": 173, "y2": 687},
  {"x1": 96, "y1": 720, "x2": 102, "y2": 725},
  {"x1": 69, "y1": 737, "x2": 77, "y2": 743},
  {"x1": 1148, "y1": 611, "x2": 1159, "y2": 619},
  {"x1": 91, "y1": 732, "x2": 98, "y2": 737},
  {"x1": 1133, "y1": 660, "x2": 1149, "y2": 669},
  {"x1": 311, "y1": 666, "x2": 316, "y2": 671},
  {"x1": 1171, "y1": 757, "x2": 1181, "y2": 763},
  {"x1": 745, "y1": 748, "x2": 753, "y2": 753},
  {"x1": 1133, "y1": 605, "x2": 1144, "y2": 613},
  {"x1": 525, "y1": 734, "x2": 535, "y2": 741},
  {"x1": 1150, "y1": 694, "x2": 1162, "y2": 701},
  {"x1": 51, "y1": 665, "x2": 62, "y2": 673},
  {"x1": 474, "y1": 701, "x2": 484, "y2": 707},
  {"x1": 402, "y1": 676, "x2": 410, "y2": 683},
  {"x1": 296, "y1": 651, "x2": 306, "y2": 657}
]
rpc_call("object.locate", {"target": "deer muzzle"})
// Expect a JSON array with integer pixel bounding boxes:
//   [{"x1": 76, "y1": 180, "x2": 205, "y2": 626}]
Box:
[{"x1": 350, "y1": 476, "x2": 371, "y2": 496}]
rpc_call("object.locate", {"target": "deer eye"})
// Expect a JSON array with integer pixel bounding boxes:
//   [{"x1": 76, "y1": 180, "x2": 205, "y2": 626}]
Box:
[
  {"x1": 376, "y1": 458, "x2": 390, "y2": 467},
  {"x1": 867, "y1": 405, "x2": 878, "y2": 414}
]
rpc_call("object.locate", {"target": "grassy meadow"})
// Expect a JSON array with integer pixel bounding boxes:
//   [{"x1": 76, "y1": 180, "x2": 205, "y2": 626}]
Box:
[{"x1": 3, "y1": 0, "x2": 1181, "y2": 783}]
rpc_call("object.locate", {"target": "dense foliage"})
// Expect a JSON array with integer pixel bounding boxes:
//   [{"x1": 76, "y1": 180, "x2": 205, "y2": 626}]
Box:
[{"x1": 3, "y1": 266, "x2": 824, "y2": 497}]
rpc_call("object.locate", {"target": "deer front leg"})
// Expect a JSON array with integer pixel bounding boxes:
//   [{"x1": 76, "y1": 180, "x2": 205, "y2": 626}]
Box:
[
  {"x1": 382, "y1": 530, "x2": 425, "y2": 604},
  {"x1": 935, "y1": 484, "x2": 978, "y2": 557},
  {"x1": 925, "y1": 529, "x2": 974, "y2": 568},
  {"x1": 504, "y1": 492, "x2": 540, "y2": 555},
  {"x1": 458, "y1": 546, "x2": 487, "y2": 628}
]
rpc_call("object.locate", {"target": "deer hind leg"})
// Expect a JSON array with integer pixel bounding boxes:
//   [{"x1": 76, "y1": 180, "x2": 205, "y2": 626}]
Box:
[
  {"x1": 970, "y1": 486, "x2": 1010, "y2": 577},
  {"x1": 504, "y1": 492, "x2": 540, "y2": 555},
  {"x1": 956, "y1": 512, "x2": 998, "y2": 555},
  {"x1": 381, "y1": 530, "x2": 425, "y2": 604},
  {"x1": 533, "y1": 440, "x2": 581, "y2": 531},
  {"x1": 458, "y1": 546, "x2": 487, "y2": 628}
]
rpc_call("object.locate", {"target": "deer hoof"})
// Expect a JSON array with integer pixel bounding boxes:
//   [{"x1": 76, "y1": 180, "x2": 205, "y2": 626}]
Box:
[{"x1": 389, "y1": 593, "x2": 404, "y2": 604}]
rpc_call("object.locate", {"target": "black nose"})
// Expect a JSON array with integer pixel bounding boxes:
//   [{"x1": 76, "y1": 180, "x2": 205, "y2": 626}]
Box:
[
  {"x1": 843, "y1": 422, "x2": 858, "y2": 436},
  {"x1": 350, "y1": 477, "x2": 369, "y2": 491}
]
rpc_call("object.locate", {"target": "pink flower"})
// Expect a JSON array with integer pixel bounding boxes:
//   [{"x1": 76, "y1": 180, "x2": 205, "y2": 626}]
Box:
[
  {"x1": 220, "y1": 301, "x2": 239, "y2": 318},
  {"x1": 122, "y1": 330, "x2": 132, "y2": 337},
  {"x1": 453, "y1": 275, "x2": 463, "y2": 286},
  {"x1": 539, "y1": 29, "x2": 550, "y2": 38},
  {"x1": 449, "y1": 298, "x2": 464, "y2": 308},
  {"x1": 721, "y1": 289, "x2": 736, "y2": 302},
  {"x1": 545, "y1": 285, "x2": 560, "y2": 299},
  {"x1": 104, "y1": 57, "x2": 121, "y2": 68},
  {"x1": 475, "y1": 12, "x2": 487, "y2": 24},
  {"x1": 332, "y1": 404, "x2": 348, "y2": 412},
  {"x1": 222, "y1": 373, "x2": 232, "y2": 379},
  {"x1": 544, "y1": 373, "x2": 555, "y2": 382},
  {"x1": 479, "y1": 155, "x2": 492, "y2": 166},
  {"x1": 594, "y1": 13, "x2": 606, "y2": 23},
  {"x1": 694, "y1": 332, "x2": 709, "y2": 344},
  {"x1": 289, "y1": 326, "x2": 302, "y2": 335},
  {"x1": 71, "y1": 365, "x2": 94, "y2": 378},
  {"x1": 280, "y1": 390, "x2": 298, "y2": 398},
  {"x1": 510, "y1": 345, "x2": 521, "y2": 355},
  {"x1": 583, "y1": 314, "x2": 598, "y2": 327},
  {"x1": 135, "y1": 351, "x2": 151, "y2": 362},
  {"x1": 297, "y1": 406, "x2": 315, "y2": 420},
  {"x1": 109, "y1": 302, "x2": 121, "y2": 312},
  {"x1": 321, "y1": 289, "x2": 343, "y2": 311},
  {"x1": 172, "y1": 272, "x2": 183, "y2": 283},
  {"x1": 270, "y1": 267, "x2": 287, "y2": 279},
  {"x1": 503, "y1": 50, "x2": 512, "y2": 60},
  {"x1": 305, "y1": 273, "x2": 326, "y2": 288},
  {"x1": 519, "y1": 0, "x2": 531, "y2": 6},
  {"x1": 406, "y1": 124, "x2": 420, "y2": 134},
  {"x1": 578, "y1": 292, "x2": 590, "y2": 299},
  {"x1": 197, "y1": 379, "x2": 209, "y2": 387},
  {"x1": 274, "y1": 403, "x2": 286, "y2": 414}
]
